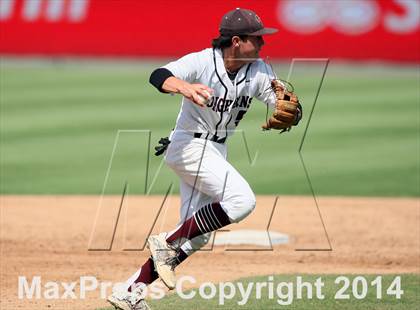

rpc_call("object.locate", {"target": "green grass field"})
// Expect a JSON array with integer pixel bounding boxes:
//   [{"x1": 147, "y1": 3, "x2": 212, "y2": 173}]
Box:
[
  {"x1": 1, "y1": 60, "x2": 419, "y2": 196},
  {"x1": 1, "y1": 60, "x2": 418, "y2": 309},
  {"x1": 97, "y1": 274, "x2": 419, "y2": 310}
]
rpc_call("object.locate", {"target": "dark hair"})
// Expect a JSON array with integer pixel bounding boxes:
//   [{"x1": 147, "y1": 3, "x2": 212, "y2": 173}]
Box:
[{"x1": 211, "y1": 35, "x2": 248, "y2": 49}]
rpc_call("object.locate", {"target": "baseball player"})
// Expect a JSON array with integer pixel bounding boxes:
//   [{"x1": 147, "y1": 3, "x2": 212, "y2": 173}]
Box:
[{"x1": 108, "y1": 8, "x2": 302, "y2": 310}]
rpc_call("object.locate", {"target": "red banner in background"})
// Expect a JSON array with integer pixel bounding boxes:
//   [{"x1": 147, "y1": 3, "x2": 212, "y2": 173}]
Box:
[{"x1": 1, "y1": 0, "x2": 419, "y2": 62}]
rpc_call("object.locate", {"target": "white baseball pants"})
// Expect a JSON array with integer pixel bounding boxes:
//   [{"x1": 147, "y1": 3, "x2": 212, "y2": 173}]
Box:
[{"x1": 164, "y1": 130, "x2": 256, "y2": 255}]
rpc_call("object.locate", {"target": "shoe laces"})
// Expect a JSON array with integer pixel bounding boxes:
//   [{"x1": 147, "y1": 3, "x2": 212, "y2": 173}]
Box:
[
  {"x1": 155, "y1": 239, "x2": 178, "y2": 259},
  {"x1": 124, "y1": 288, "x2": 145, "y2": 306},
  {"x1": 164, "y1": 255, "x2": 180, "y2": 271},
  {"x1": 122, "y1": 296, "x2": 137, "y2": 310}
]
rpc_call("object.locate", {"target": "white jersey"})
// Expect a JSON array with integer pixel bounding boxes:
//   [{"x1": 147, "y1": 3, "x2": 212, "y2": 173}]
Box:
[{"x1": 163, "y1": 48, "x2": 277, "y2": 140}]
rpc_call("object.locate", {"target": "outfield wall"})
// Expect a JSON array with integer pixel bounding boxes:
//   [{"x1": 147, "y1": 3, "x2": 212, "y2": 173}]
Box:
[{"x1": 0, "y1": 0, "x2": 419, "y2": 61}]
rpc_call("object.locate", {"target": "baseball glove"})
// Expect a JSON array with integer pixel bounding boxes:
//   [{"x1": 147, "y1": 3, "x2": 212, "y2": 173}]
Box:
[{"x1": 262, "y1": 79, "x2": 302, "y2": 132}]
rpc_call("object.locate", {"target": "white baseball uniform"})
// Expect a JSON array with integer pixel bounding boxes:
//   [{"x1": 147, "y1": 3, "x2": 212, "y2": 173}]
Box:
[{"x1": 162, "y1": 48, "x2": 277, "y2": 255}]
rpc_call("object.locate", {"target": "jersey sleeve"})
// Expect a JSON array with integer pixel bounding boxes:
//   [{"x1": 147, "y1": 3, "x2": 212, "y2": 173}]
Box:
[
  {"x1": 162, "y1": 51, "x2": 203, "y2": 83},
  {"x1": 254, "y1": 61, "x2": 277, "y2": 109}
]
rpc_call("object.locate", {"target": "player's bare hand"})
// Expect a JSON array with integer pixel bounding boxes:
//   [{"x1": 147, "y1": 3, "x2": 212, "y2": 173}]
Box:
[
  {"x1": 180, "y1": 83, "x2": 213, "y2": 107},
  {"x1": 161, "y1": 77, "x2": 213, "y2": 107}
]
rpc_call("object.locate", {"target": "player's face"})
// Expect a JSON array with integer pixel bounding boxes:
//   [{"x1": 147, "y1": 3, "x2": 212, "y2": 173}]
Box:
[{"x1": 239, "y1": 36, "x2": 264, "y2": 60}]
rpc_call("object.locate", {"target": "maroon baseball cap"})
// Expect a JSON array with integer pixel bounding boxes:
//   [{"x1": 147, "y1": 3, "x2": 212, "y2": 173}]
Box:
[{"x1": 219, "y1": 8, "x2": 278, "y2": 36}]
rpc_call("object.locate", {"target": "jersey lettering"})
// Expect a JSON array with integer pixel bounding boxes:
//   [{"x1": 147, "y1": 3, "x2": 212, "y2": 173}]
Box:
[{"x1": 207, "y1": 95, "x2": 253, "y2": 114}]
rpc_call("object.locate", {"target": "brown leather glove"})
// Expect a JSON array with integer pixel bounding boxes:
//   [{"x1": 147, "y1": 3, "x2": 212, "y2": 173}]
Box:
[{"x1": 262, "y1": 80, "x2": 302, "y2": 131}]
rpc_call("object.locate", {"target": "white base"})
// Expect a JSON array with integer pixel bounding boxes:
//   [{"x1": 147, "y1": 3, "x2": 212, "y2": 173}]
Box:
[{"x1": 213, "y1": 229, "x2": 289, "y2": 247}]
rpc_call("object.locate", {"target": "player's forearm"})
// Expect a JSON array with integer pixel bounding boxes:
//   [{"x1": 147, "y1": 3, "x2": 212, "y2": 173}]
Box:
[
  {"x1": 149, "y1": 67, "x2": 212, "y2": 107},
  {"x1": 162, "y1": 78, "x2": 212, "y2": 107},
  {"x1": 149, "y1": 68, "x2": 175, "y2": 93},
  {"x1": 161, "y1": 76, "x2": 191, "y2": 95},
  {"x1": 149, "y1": 68, "x2": 192, "y2": 95}
]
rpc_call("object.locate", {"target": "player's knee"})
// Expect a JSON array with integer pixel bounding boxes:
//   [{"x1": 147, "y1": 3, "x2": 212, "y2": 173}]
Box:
[
  {"x1": 229, "y1": 192, "x2": 256, "y2": 223},
  {"x1": 241, "y1": 193, "x2": 256, "y2": 219}
]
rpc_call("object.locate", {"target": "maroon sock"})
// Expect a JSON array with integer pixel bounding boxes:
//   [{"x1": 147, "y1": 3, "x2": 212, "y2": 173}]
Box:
[
  {"x1": 128, "y1": 250, "x2": 189, "y2": 291},
  {"x1": 128, "y1": 257, "x2": 157, "y2": 291},
  {"x1": 166, "y1": 203, "x2": 231, "y2": 244}
]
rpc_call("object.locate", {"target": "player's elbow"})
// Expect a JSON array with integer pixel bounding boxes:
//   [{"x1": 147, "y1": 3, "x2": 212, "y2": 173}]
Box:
[{"x1": 149, "y1": 68, "x2": 174, "y2": 93}]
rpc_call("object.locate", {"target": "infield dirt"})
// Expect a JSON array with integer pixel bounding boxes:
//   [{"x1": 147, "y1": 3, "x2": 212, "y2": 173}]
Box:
[{"x1": 1, "y1": 195, "x2": 419, "y2": 309}]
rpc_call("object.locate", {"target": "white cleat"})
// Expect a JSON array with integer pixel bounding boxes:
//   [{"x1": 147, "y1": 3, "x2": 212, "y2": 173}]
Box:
[
  {"x1": 147, "y1": 233, "x2": 178, "y2": 289},
  {"x1": 107, "y1": 288, "x2": 150, "y2": 310}
]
